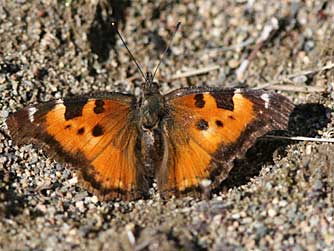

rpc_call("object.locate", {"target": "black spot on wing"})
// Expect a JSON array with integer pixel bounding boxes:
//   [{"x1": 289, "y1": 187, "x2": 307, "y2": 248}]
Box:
[
  {"x1": 64, "y1": 98, "x2": 88, "y2": 121},
  {"x1": 92, "y1": 124, "x2": 104, "y2": 137},
  {"x1": 211, "y1": 90, "x2": 234, "y2": 111},
  {"x1": 94, "y1": 100, "x2": 105, "y2": 114},
  {"x1": 216, "y1": 120, "x2": 223, "y2": 127},
  {"x1": 194, "y1": 94, "x2": 205, "y2": 108},
  {"x1": 196, "y1": 119, "x2": 209, "y2": 131},
  {"x1": 77, "y1": 127, "x2": 85, "y2": 135}
]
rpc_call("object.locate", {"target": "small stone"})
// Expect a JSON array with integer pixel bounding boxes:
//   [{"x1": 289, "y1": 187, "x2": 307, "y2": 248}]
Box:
[
  {"x1": 36, "y1": 204, "x2": 47, "y2": 213},
  {"x1": 292, "y1": 75, "x2": 308, "y2": 84},
  {"x1": 91, "y1": 195, "x2": 98, "y2": 204},
  {"x1": 0, "y1": 76, "x2": 6, "y2": 84},
  {"x1": 279, "y1": 200, "x2": 288, "y2": 207},
  {"x1": 200, "y1": 179, "x2": 211, "y2": 188},
  {"x1": 0, "y1": 110, "x2": 9, "y2": 118},
  {"x1": 68, "y1": 176, "x2": 78, "y2": 186},
  {"x1": 75, "y1": 201, "x2": 85, "y2": 211},
  {"x1": 305, "y1": 145, "x2": 312, "y2": 155},
  {"x1": 228, "y1": 59, "x2": 240, "y2": 69},
  {"x1": 268, "y1": 208, "x2": 277, "y2": 217},
  {"x1": 231, "y1": 213, "x2": 240, "y2": 219},
  {"x1": 304, "y1": 40, "x2": 315, "y2": 52}
]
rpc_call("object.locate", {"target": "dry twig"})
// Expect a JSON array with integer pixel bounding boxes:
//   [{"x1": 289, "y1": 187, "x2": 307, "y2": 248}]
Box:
[
  {"x1": 258, "y1": 84, "x2": 326, "y2": 93},
  {"x1": 200, "y1": 38, "x2": 255, "y2": 55},
  {"x1": 265, "y1": 135, "x2": 334, "y2": 143},
  {"x1": 170, "y1": 64, "x2": 220, "y2": 80},
  {"x1": 256, "y1": 62, "x2": 334, "y2": 91},
  {"x1": 236, "y1": 17, "x2": 280, "y2": 80}
]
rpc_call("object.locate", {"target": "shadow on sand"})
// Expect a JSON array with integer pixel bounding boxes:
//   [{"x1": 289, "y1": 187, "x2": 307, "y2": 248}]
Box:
[{"x1": 218, "y1": 103, "x2": 331, "y2": 191}]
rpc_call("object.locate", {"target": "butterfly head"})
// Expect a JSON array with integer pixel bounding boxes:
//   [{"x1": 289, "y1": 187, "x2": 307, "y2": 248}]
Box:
[{"x1": 143, "y1": 72, "x2": 159, "y2": 94}]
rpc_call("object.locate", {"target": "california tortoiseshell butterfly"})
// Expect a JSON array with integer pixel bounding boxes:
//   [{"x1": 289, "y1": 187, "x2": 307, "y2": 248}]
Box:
[{"x1": 6, "y1": 24, "x2": 295, "y2": 201}]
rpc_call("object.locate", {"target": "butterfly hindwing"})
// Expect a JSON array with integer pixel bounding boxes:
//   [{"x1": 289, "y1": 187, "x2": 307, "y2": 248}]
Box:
[
  {"x1": 158, "y1": 88, "x2": 295, "y2": 196},
  {"x1": 6, "y1": 93, "x2": 147, "y2": 200}
]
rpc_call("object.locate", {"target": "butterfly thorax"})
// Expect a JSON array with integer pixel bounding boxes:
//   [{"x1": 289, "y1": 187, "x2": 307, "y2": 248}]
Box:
[{"x1": 139, "y1": 73, "x2": 166, "y2": 129}]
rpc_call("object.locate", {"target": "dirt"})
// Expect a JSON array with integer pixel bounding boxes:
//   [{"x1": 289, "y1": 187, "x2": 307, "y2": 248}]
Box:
[{"x1": 0, "y1": 1, "x2": 333, "y2": 251}]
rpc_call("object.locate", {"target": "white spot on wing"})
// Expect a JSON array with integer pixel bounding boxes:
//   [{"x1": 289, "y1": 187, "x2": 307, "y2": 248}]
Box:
[
  {"x1": 261, "y1": 93, "x2": 270, "y2": 109},
  {"x1": 28, "y1": 107, "x2": 38, "y2": 122},
  {"x1": 55, "y1": 99, "x2": 64, "y2": 104},
  {"x1": 201, "y1": 125, "x2": 215, "y2": 138}
]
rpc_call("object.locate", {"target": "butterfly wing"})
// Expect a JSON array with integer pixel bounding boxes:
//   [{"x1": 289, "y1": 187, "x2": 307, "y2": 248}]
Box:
[
  {"x1": 158, "y1": 88, "x2": 294, "y2": 196},
  {"x1": 6, "y1": 93, "x2": 146, "y2": 200}
]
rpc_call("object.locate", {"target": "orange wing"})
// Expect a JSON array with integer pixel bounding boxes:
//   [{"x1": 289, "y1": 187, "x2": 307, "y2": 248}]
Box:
[
  {"x1": 158, "y1": 88, "x2": 294, "y2": 196},
  {"x1": 7, "y1": 94, "x2": 146, "y2": 200}
]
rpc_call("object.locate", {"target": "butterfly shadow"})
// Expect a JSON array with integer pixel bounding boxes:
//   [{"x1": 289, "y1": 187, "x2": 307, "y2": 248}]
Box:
[
  {"x1": 0, "y1": 166, "x2": 49, "y2": 220},
  {"x1": 0, "y1": 169, "x2": 28, "y2": 219},
  {"x1": 217, "y1": 103, "x2": 331, "y2": 192},
  {"x1": 0, "y1": 127, "x2": 47, "y2": 218},
  {"x1": 88, "y1": 0, "x2": 132, "y2": 63}
]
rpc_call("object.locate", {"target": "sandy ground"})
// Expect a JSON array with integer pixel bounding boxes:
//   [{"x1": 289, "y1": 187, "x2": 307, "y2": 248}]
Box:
[{"x1": 0, "y1": 1, "x2": 333, "y2": 250}]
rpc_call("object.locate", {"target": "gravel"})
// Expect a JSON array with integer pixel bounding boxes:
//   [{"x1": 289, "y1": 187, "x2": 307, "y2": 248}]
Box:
[{"x1": 0, "y1": 1, "x2": 333, "y2": 250}]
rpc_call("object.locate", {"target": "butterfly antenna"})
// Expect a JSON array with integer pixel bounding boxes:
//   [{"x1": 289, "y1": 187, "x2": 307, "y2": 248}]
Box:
[
  {"x1": 152, "y1": 22, "x2": 181, "y2": 79},
  {"x1": 111, "y1": 22, "x2": 147, "y2": 82}
]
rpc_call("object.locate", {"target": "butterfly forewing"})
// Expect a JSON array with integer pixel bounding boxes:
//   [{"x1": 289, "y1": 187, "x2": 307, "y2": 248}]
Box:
[
  {"x1": 7, "y1": 94, "x2": 147, "y2": 200},
  {"x1": 158, "y1": 88, "x2": 295, "y2": 196}
]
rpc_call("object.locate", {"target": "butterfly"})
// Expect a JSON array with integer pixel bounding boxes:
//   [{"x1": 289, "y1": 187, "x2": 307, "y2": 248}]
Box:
[
  {"x1": 5, "y1": 23, "x2": 295, "y2": 201},
  {"x1": 6, "y1": 71, "x2": 294, "y2": 201}
]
